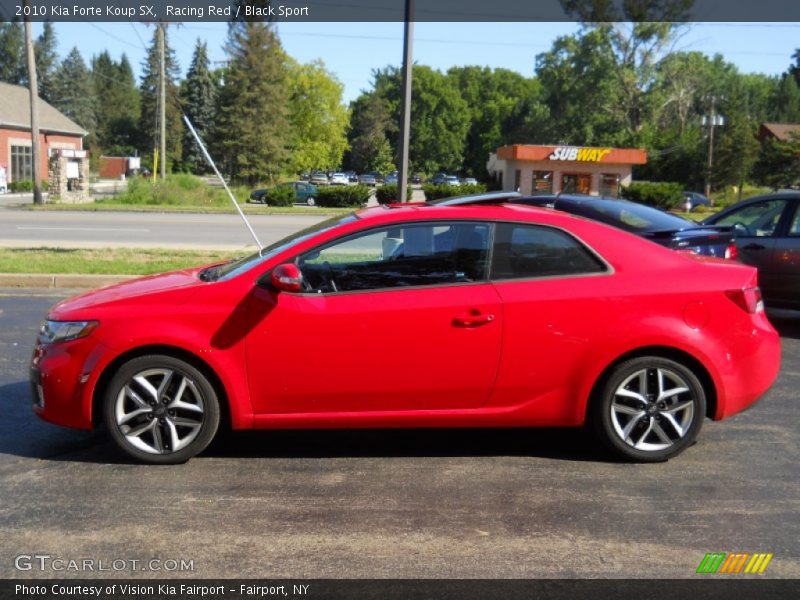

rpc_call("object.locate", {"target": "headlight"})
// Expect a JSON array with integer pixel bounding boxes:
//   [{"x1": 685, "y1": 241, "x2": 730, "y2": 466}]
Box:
[{"x1": 38, "y1": 320, "x2": 98, "y2": 344}]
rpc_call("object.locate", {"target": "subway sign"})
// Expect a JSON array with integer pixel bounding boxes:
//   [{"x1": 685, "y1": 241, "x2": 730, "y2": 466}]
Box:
[{"x1": 548, "y1": 147, "x2": 612, "y2": 162}]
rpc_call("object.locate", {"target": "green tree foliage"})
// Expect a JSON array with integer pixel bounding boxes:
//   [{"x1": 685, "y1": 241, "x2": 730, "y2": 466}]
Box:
[
  {"x1": 181, "y1": 40, "x2": 217, "y2": 174},
  {"x1": 345, "y1": 91, "x2": 396, "y2": 174},
  {"x1": 774, "y1": 75, "x2": 800, "y2": 123},
  {"x1": 753, "y1": 137, "x2": 800, "y2": 189},
  {"x1": 286, "y1": 59, "x2": 349, "y2": 174},
  {"x1": 139, "y1": 27, "x2": 183, "y2": 168},
  {"x1": 92, "y1": 52, "x2": 141, "y2": 155},
  {"x1": 50, "y1": 48, "x2": 97, "y2": 135},
  {"x1": 33, "y1": 22, "x2": 58, "y2": 102},
  {"x1": 448, "y1": 66, "x2": 545, "y2": 178},
  {"x1": 213, "y1": 21, "x2": 291, "y2": 184},
  {"x1": 0, "y1": 21, "x2": 25, "y2": 84}
]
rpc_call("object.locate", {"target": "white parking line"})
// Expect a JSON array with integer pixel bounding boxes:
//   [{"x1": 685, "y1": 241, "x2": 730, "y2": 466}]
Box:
[{"x1": 16, "y1": 226, "x2": 151, "y2": 232}]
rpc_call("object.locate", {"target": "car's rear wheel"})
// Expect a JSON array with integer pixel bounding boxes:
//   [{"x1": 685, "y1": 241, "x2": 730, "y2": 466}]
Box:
[
  {"x1": 103, "y1": 355, "x2": 220, "y2": 464},
  {"x1": 306, "y1": 196, "x2": 316, "y2": 206},
  {"x1": 591, "y1": 356, "x2": 705, "y2": 462}
]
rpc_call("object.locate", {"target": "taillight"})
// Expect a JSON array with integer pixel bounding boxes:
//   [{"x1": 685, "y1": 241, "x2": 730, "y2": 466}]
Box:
[
  {"x1": 724, "y1": 243, "x2": 738, "y2": 260},
  {"x1": 725, "y1": 286, "x2": 764, "y2": 313}
]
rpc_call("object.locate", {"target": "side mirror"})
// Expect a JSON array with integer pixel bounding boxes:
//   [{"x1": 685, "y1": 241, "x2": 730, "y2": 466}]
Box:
[{"x1": 269, "y1": 263, "x2": 303, "y2": 292}]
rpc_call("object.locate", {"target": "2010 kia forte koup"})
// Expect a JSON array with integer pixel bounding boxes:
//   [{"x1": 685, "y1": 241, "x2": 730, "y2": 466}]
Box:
[{"x1": 31, "y1": 200, "x2": 781, "y2": 464}]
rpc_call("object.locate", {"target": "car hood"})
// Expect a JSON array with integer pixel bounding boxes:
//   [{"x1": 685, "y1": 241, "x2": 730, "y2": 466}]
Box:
[{"x1": 50, "y1": 266, "x2": 208, "y2": 318}]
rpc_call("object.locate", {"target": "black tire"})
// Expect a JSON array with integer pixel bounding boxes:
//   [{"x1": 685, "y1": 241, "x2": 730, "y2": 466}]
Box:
[
  {"x1": 103, "y1": 355, "x2": 220, "y2": 464},
  {"x1": 590, "y1": 356, "x2": 705, "y2": 462}
]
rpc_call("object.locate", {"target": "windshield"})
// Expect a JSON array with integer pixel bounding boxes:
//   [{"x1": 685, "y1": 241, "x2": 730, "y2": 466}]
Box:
[
  {"x1": 580, "y1": 201, "x2": 694, "y2": 232},
  {"x1": 200, "y1": 214, "x2": 357, "y2": 282}
]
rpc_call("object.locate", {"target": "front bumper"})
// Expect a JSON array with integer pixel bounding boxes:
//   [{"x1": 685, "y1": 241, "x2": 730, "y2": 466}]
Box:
[{"x1": 30, "y1": 337, "x2": 108, "y2": 430}]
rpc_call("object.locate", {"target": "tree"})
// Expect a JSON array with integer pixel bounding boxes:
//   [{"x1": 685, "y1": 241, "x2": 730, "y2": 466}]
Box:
[
  {"x1": 345, "y1": 91, "x2": 395, "y2": 174},
  {"x1": 213, "y1": 21, "x2": 291, "y2": 184},
  {"x1": 774, "y1": 74, "x2": 800, "y2": 123},
  {"x1": 34, "y1": 22, "x2": 58, "y2": 102},
  {"x1": 92, "y1": 52, "x2": 140, "y2": 154},
  {"x1": 0, "y1": 21, "x2": 25, "y2": 84},
  {"x1": 139, "y1": 28, "x2": 183, "y2": 168},
  {"x1": 448, "y1": 66, "x2": 545, "y2": 178},
  {"x1": 286, "y1": 59, "x2": 349, "y2": 174},
  {"x1": 753, "y1": 137, "x2": 800, "y2": 189},
  {"x1": 181, "y1": 40, "x2": 217, "y2": 173},
  {"x1": 50, "y1": 48, "x2": 97, "y2": 134}
]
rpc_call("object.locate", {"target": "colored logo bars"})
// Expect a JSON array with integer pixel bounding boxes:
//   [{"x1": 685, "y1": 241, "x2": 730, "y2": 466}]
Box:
[{"x1": 696, "y1": 552, "x2": 773, "y2": 574}]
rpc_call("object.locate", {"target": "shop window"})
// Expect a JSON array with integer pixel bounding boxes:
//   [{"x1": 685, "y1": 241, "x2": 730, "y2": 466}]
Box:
[
  {"x1": 600, "y1": 174, "x2": 620, "y2": 198},
  {"x1": 562, "y1": 173, "x2": 591, "y2": 195},
  {"x1": 11, "y1": 145, "x2": 32, "y2": 182},
  {"x1": 514, "y1": 169, "x2": 521, "y2": 191},
  {"x1": 533, "y1": 171, "x2": 553, "y2": 193}
]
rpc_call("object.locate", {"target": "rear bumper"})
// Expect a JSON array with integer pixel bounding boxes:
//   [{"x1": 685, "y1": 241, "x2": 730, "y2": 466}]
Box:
[{"x1": 712, "y1": 312, "x2": 781, "y2": 420}]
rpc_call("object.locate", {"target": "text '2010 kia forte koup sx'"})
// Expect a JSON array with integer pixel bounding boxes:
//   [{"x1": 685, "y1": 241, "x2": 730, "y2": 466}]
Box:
[{"x1": 31, "y1": 202, "x2": 781, "y2": 464}]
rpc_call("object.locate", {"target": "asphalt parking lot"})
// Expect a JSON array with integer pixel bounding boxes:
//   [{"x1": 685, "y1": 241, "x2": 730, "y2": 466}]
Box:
[{"x1": 0, "y1": 289, "x2": 798, "y2": 579}]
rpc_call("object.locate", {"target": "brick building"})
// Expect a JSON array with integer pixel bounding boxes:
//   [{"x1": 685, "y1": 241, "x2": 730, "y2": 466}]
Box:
[{"x1": 0, "y1": 82, "x2": 87, "y2": 186}]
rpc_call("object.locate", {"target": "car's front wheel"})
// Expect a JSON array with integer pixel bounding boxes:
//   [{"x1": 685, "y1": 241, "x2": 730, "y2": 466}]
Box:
[
  {"x1": 306, "y1": 196, "x2": 316, "y2": 206},
  {"x1": 103, "y1": 355, "x2": 220, "y2": 464},
  {"x1": 591, "y1": 356, "x2": 705, "y2": 462}
]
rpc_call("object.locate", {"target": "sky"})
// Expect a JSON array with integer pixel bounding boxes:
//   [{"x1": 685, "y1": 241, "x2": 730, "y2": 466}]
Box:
[{"x1": 34, "y1": 21, "x2": 800, "y2": 104}]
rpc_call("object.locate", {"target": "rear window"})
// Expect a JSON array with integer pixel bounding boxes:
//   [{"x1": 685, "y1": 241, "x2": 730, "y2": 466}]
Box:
[{"x1": 491, "y1": 223, "x2": 607, "y2": 280}]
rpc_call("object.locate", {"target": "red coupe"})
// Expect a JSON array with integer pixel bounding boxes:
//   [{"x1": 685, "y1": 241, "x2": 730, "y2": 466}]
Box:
[{"x1": 31, "y1": 202, "x2": 780, "y2": 463}]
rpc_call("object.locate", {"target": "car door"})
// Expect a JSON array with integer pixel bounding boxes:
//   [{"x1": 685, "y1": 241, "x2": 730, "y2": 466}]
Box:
[
  {"x1": 244, "y1": 220, "x2": 503, "y2": 414},
  {"x1": 767, "y1": 198, "x2": 800, "y2": 308},
  {"x1": 487, "y1": 222, "x2": 612, "y2": 420},
  {"x1": 708, "y1": 197, "x2": 794, "y2": 301}
]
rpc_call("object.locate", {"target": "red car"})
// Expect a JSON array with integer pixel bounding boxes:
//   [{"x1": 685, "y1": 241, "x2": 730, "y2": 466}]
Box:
[{"x1": 31, "y1": 202, "x2": 780, "y2": 464}]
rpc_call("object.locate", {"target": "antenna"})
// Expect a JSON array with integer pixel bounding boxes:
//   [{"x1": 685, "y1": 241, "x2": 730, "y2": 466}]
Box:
[{"x1": 182, "y1": 115, "x2": 264, "y2": 250}]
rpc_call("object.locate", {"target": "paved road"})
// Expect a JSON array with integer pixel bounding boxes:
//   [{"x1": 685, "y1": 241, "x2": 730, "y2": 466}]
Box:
[
  {"x1": 0, "y1": 209, "x2": 327, "y2": 250},
  {"x1": 0, "y1": 290, "x2": 798, "y2": 578}
]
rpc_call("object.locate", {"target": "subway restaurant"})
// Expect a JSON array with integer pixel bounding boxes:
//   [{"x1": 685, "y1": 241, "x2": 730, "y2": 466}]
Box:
[{"x1": 488, "y1": 144, "x2": 648, "y2": 197}]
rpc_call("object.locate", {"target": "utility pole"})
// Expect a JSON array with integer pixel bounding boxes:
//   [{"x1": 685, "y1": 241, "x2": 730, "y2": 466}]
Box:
[
  {"x1": 157, "y1": 23, "x2": 167, "y2": 180},
  {"x1": 397, "y1": 0, "x2": 414, "y2": 202},
  {"x1": 24, "y1": 17, "x2": 43, "y2": 204},
  {"x1": 703, "y1": 96, "x2": 724, "y2": 205}
]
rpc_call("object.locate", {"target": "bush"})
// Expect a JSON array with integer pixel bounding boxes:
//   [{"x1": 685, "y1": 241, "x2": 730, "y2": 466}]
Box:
[
  {"x1": 263, "y1": 185, "x2": 295, "y2": 207},
  {"x1": 375, "y1": 184, "x2": 413, "y2": 204},
  {"x1": 9, "y1": 180, "x2": 49, "y2": 193},
  {"x1": 422, "y1": 183, "x2": 487, "y2": 201},
  {"x1": 620, "y1": 181, "x2": 683, "y2": 210},
  {"x1": 315, "y1": 185, "x2": 372, "y2": 208},
  {"x1": 107, "y1": 174, "x2": 229, "y2": 207}
]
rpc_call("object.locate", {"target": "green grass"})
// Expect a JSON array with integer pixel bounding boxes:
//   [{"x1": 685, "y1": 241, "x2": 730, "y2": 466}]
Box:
[
  {"x1": 0, "y1": 247, "x2": 243, "y2": 275},
  {"x1": 25, "y1": 203, "x2": 351, "y2": 216}
]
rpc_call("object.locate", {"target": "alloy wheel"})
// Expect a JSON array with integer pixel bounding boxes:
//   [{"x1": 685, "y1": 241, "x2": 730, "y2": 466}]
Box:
[
  {"x1": 114, "y1": 368, "x2": 205, "y2": 455},
  {"x1": 610, "y1": 367, "x2": 696, "y2": 452}
]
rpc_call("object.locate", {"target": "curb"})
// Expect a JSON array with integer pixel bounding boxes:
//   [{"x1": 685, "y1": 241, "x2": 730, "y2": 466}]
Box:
[{"x1": 0, "y1": 273, "x2": 136, "y2": 289}]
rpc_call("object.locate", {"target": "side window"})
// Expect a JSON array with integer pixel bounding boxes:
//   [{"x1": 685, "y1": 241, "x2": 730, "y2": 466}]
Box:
[
  {"x1": 296, "y1": 222, "x2": 491, "y2": 293},
  {"x1": 789, "y1": 203, "x2": 800, "y2": 236},
  {"x1": 491, "y1": 223, "x2": 607, "y2": 280},
  {"x1": 714, "y1": 200, "x2": 788, "y2": 237}
]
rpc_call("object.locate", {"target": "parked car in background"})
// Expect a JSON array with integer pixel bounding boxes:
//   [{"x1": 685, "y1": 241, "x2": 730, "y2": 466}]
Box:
[
  {"x1": 519, "y1": 194, "x2": 738, "y2": 259},
  {"x1": 31, "y1": 200, "x2": 780, "y2": 463},
  {"x1": 310, "y1": 171, "x2": 329, "y2": 185},
  {"x1": 345, "y1": 171, "x2": 358, "y2": 183},
  {"x1": 250, "y1": 182, "x2": 318, "y2": 206},
  {"x1": 702, "y1": 191, "x2": 800, "y2": 309},
  {"x1": 463, "y1": 177, "x2": 478, "y2": 185},
  {"x1": 445, "y1": 176, "x2": 460, "y2": 186},
  {"x1": 329, "y1": 173, "x2": 349, "y2": 186},
  {"x1": 359, "y1": 173, "x2": 377, "y2": 186},
  {"x1": 385, "y1": 173, "x2": 398, "y2": 185},
  {"x1": 412, "y1": 174, "x2": 422, "y2": 184},
  {"x1": 682, "y1": 191, "x2": 711, "y2": 211},
  {"x1": 430, "y1": 172, "x2": 450, "y2": 185}
]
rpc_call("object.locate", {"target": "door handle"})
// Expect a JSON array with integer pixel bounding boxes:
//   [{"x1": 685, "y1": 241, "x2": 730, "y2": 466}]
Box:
[
  {"x1": 453, "y1": 310, "x2": 495, "y2": 328},
  {"x1": 743, "y1": 243, "x2": 765, "y2": 251}
]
